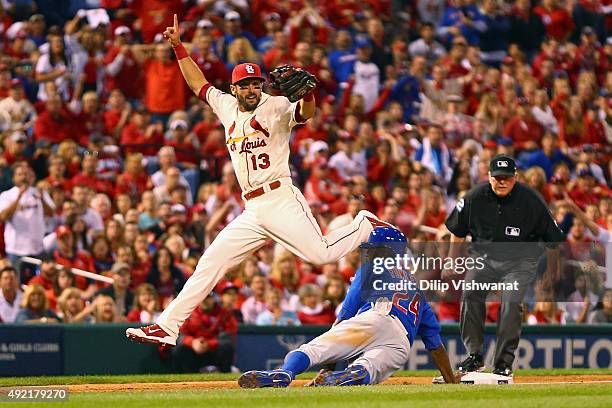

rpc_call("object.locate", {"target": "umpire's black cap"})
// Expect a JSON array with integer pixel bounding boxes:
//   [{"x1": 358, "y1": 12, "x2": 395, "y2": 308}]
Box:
[{"x1": 489, "y1": 155, "x2": 517, "y2": 177}]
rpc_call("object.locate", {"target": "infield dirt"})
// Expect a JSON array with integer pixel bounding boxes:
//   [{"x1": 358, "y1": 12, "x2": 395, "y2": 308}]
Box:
[{"x1": 58, "y1": 375, "x2": 612, "y2": 393}]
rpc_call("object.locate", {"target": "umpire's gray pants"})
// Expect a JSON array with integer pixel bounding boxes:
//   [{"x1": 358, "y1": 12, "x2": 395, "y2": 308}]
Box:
[{"x1": 460, "y1": 257, "x2": 536, "y2": 367}]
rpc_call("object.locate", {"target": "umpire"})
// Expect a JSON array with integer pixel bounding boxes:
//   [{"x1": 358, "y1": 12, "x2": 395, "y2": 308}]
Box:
[{"x1": 443, "y1": 154, "x2": 564, "y2": 376}]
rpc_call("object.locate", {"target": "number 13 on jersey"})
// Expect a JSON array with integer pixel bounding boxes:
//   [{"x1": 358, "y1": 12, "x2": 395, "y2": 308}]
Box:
[{"x1": 250, "y1": 153, "x2": 270, "y2": 170}]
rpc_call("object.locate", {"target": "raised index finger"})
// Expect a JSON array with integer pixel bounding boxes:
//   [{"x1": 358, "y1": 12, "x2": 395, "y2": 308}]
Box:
[{"x1": 173, "y1": 14, "x2": 178, "y2": 30}]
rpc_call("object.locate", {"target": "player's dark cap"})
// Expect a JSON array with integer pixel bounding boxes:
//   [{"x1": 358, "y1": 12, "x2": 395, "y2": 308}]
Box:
[
  {"x1": 231, "y1": 63, "x2": 265, "y2": 85},
  {"x1": 489, "y1": 155, "x2": 517, "y2": 177},
  {"x1": 577, "y1": 168, "x2": 594, "y2": 178}
]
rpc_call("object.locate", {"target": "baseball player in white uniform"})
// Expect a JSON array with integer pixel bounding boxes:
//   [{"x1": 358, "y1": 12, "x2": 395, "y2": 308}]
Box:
[{"x1": 126, "y1": 15, "x2": 392, "y2": 346}]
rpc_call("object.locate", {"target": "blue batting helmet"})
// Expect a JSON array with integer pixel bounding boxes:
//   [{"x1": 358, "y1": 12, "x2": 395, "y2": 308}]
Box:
[{"x1": 359, "y1": 227, "x2": 407, "y2": 252}]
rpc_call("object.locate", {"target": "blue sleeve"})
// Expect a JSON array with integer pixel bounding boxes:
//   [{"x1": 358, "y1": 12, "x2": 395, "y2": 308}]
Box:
[
  {"x1": 414, "y1": 146, "x2": 424, "y2": 161},
  {"x1": 417, "y1": 301, "x2": 443, "y2": 351},
  {"x1": 439, "y1": 9, "x2": 455, "y2": 28},
  {"x1": 337, "y1": 266, "x2": 364, "y2": 321},
  {"x1": 390, "y1": 77, "x2": 407, "y2": 100},
  {"x1": 470, "y1": 9, "x2": 487, "y2": 32},
  {"x1": 328, "y1": 51, "x2": 340, "y2": 74}
]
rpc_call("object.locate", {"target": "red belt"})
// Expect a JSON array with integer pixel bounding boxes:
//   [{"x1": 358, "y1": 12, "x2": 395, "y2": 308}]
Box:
[{"x1": 244, "y1": 180, "x2": 281, "y2": 200}]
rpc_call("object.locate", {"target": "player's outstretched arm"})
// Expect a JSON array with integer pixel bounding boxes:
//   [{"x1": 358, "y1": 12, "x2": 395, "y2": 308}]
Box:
[
  {"x1": 163, "y1": 14, "x2": 208, "y2": 96},
  {"x1": 430, "y1": 345, "x2": 460, "y2": 384},
  {"x1": 299, "y1": 94, "x2": 316, "y2": 121}
]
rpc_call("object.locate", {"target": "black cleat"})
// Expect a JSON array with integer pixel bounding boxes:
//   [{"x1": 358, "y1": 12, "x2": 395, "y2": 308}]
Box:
[
  {"x1": 493, "y1": 364, "x2": 513, "y2": 377},
  {"x1": 458, "y1": 353, "x2": 485, "y2": 373}
]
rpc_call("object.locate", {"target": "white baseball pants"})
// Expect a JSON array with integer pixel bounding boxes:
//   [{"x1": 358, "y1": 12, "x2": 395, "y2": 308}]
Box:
[
  {"x1": 157, "y1": 181, "x2": 379, "y2": 337},
  {"x1": 290, "y1": 310, "x2": 411, "y2": 384}
]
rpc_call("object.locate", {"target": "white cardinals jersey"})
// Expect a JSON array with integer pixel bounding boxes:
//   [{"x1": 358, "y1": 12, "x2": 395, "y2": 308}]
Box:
[{"x1": 202, "y1": 85, "x2": 302, "y2": 192}]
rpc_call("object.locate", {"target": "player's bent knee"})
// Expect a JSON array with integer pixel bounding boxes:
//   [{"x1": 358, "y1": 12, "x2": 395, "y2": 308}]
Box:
[{"x1": 298, "y1": 250, "x2": 331, "y2": 266}]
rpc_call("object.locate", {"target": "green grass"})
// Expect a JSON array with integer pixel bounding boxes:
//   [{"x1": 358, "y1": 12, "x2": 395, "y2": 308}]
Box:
[
  {"x1": 0, "y1": 368, "x2": 610, "y2": 387},
  {"x1": 2, "y1": 384, "x2": 612, "y2": 408}
]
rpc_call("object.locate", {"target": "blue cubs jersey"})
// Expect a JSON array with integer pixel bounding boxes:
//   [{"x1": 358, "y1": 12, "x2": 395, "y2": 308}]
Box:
[{"x1": 337, "y1": 262, "x2": 442, "y2": 351}]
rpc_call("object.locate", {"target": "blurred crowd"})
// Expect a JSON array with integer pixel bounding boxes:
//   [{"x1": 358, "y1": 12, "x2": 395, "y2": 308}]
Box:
[{"x1": 0, "y1": 0, "x2": 611, "y2": 372}]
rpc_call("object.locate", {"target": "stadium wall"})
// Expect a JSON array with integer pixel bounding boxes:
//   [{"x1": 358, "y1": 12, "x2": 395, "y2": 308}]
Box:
[{"x1": 0, "y1": 324, "x2": 610, "y2": 376}]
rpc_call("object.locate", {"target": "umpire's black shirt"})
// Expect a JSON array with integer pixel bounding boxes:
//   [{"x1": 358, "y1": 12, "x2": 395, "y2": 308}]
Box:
[{"x1": 445, "y1": 182, "x2": 565, "y2": 261}]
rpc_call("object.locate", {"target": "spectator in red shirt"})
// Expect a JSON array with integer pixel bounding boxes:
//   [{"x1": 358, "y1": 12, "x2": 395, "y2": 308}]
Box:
[
  {"x1": 27, "y1": 257, "x2": 57, "y2": 291},
  {"x1": 502, "y1": 97, "x2": 545, "y2": 150},
  {"x1": 367, "y1": 140, "x2": 396, "y2": 188},
  {"x1": 286, "y1": 5, "x2": 330, "y2": 49},
  {"x1": 104, "y1": 26, "x2": 143, "y2": 101},
  {"x1": 71, "y1": 91, "x2": 105, "y2": 146},
  {"x1": 166, "y1": 119, "x2": 199, "y2": 167},
  {"x1": 116, "y1": 153, "x2": 153, "y2": 203},
  {"x1": 126, "y1": 283, "x2": 161, "y2": 323},
  {"x1": 172, "y1": 294, "x2": 237, "y2": 373},
  {"x1": 559, "y1": 96, "x2": 586, "y2": 147},
  {"x1": 439, "y1": 37, "x2": 470, "y2": 79},
  {"x1": 4, "y1": 30, "x2": 29, "y2": 61},
  {"x1": 33, "y1": 94, "x2": 74, "y2": 143},
  {"x1": 582, "y1": 104, "x2": 606, "y2": 145},
  {"x1": 575, "y1": 27, "x2": 607, "y2": 82},
  {"x1": 103, "y1": 89, "x2": 132, "y2": 140},
  {"x1": 143, "y1": 43, "x2": 186, "y2": 123},
  {"x1": 413, "y1": 187, "x2": 447, "y2": 234},
  {"x1": 296, "y1": 284, "x2": 336, "y2": 325},
  {"x1": 569, "y1": 168, "x2": 609, "y2": 209},
  {"x1": 534, "y1": 0, "x2": 575, "y2": 40},
  {"x1": 304, "y1": 158, "x2": 340, "y2": 205},
  {"x1": 53, "y1": 225, "x2": 96, "y2": 297},
  {"x1": 193, "y1": 103, "x2": 221, "y2": 146},
  {"x1": 262, "y1": 31, "x2": 293, "y2": 71},
  {"x1": 532, "y1": 37, "x2": 565, "y2": 78},
  {"x1": 2, "y1": 131, "x2": 28, "y2": 166},
  {"x1": 70, "y1": 151, "x2": 113, "y2": 196},
  {"x1": 44, "y1": 155, "x2": 71, "y2": 192},
  {"x1": 527, "y1": 299, "x2": 565, "y2": 324},
  {"x1": 120, "y1": 108, "x2": 164, "y2": 156},
  {"x1": 129, "y1": 0, "x2": 182, "y2": 44}
]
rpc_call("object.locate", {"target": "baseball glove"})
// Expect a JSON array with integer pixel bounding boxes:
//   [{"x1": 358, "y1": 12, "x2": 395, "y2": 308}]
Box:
[{"x1": 269, "y1": 65, "x2": 317, "y2": 103}]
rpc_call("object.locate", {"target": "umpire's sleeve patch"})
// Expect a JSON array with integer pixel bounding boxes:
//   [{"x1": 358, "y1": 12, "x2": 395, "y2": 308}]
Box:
[{"x1": 456, "y1": 198, "x2": 464, "y2": 212}]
